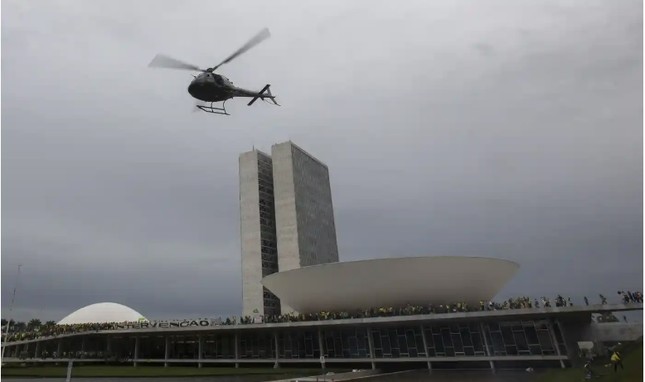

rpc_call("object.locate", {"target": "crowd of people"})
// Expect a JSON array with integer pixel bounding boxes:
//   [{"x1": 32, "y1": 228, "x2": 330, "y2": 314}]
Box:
[
  {"x1": 2, "y1": 322, "x2": 142, "y2": 342},
  {"x1": 617, "y1": 290, "x2": 643, "y2": 304},
  {"x1": 212, "y1": 296, "x2": 575, "y2": 326},
  {"x1": 2, "y1": 291, "x2": 640, "y2": 343}
]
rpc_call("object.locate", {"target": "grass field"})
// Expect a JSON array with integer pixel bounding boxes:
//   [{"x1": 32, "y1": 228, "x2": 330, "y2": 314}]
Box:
[
  {"x1": 1, "y1": 365, "x2": 344, "y2": 378},
  {"x1": 534, "y1": 339, "x2": 643, "y2": 382}
]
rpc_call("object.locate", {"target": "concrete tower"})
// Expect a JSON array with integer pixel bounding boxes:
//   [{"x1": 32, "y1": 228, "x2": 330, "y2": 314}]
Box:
[
  {"x1": 240, "y1": 141, "x2": 339, "y2": 316},
  {"x1": 239, "y1": 149, "x2": 281, "y2": 317}
]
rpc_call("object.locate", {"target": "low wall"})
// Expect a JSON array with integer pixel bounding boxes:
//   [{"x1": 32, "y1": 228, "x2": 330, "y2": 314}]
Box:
[{"x1": 588, "y1": 322, "x2": 643, "y2": 342}]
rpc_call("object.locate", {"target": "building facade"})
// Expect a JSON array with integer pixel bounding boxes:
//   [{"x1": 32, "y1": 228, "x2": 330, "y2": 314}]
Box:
[
  {"x1": 239, "y1": 150, "x2": 281, "y2": 317},
  {"x1": 240, "y1": 142, "x2": 340, "y2": 316},
  {"x1": 272, "y1": 141, "x2": 339, "y2": 273},
  {"x1": 3, "y1": 304, "x2": 641, "y2": 370}
]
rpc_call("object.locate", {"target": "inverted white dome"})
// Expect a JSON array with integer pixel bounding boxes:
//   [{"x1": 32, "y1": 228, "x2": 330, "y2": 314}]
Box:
[
  {"x1": 58, "y1": 302, "x2": 147, "y2": 325},
  {"x1": 262, "y1": 256, "x2": 519, "y2": 313}
]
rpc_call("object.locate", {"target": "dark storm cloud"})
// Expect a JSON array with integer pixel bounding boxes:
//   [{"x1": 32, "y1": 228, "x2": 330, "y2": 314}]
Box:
[{"x1": 2, "y1": 0, "x2": 642, "y2": 321}]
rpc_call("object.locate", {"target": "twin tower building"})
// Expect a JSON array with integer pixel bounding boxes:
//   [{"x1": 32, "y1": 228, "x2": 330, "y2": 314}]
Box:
[{"x1": 239, "y1": 141, "x2": 339, "y2": 317}]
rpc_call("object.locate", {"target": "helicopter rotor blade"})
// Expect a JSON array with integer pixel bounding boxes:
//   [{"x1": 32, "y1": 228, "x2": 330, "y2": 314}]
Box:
[
  {"x1": 148, "y1": 54, "x2": 205, "y2": 71},
  {"x1": 210, "y1": 28, "x2": 271, "y2": 72}
]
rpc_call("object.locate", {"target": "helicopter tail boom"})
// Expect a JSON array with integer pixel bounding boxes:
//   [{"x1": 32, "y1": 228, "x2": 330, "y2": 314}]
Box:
[{"x1": 248, "y1": 84, "x2": 279, "y2": 106}]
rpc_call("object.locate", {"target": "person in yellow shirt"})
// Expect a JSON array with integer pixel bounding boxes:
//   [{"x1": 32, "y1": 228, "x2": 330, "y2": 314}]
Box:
[{"x1": 611, "y1": 350, "x2": 623, "y2": 372}]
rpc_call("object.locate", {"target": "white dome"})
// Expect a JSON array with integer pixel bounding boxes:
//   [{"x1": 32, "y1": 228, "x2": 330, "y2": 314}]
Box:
[{"x1": 58, "y1": 302, "x2": 147, "y2": 325}]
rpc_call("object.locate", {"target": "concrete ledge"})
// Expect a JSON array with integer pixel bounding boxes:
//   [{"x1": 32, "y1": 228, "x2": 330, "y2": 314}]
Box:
[
  {"x1": 1, "y1": 354, "x2": 568, "y2": 364},
  {"x1": 588, "y1": 322, "x2": 643, "y2": 342}
]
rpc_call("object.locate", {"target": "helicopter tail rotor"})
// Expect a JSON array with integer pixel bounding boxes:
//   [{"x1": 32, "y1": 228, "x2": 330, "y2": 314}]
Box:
[
  {"x1": 248, "y1": 84, "x2": 279, "y2": 106},
  {"x1": 264, "y1": 86, "x2": 279, "y2": 106}
]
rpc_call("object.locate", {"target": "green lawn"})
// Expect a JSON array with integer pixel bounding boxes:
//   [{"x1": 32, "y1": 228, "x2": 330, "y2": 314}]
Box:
[
  {"x1": 535, "y1": 339, "x2": 643, "y2": 382},
  {"x1": 1, "y1": 365, "x2": 344, "y2": 378}
]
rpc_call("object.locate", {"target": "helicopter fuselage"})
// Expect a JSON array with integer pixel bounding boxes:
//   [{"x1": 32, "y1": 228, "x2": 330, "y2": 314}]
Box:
[
  {"x1": 187, "y1": 72, "x2": 235, "y2": 102},
  {"x1": 187, "y1": 72, "x2": 262, "y2": 103},
  {"x1": 184, "y1": 71, "x2": 278, "y2": 114}
]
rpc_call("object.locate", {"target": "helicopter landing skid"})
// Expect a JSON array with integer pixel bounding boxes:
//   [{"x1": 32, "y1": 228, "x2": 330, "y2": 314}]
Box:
[{"x1": 196, "y1": 101, "x2": 230, "y2": 115}]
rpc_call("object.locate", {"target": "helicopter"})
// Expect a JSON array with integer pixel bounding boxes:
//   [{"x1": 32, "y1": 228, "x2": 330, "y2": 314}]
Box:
[{"x1": 148, "y1": 28, "x2": 279, "y2": 115}]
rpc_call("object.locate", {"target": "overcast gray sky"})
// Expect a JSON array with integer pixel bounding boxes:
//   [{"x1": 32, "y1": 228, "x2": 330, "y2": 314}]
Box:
[{"x1": 2, "y1": 0, "x2": 642, "y2": 322}]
